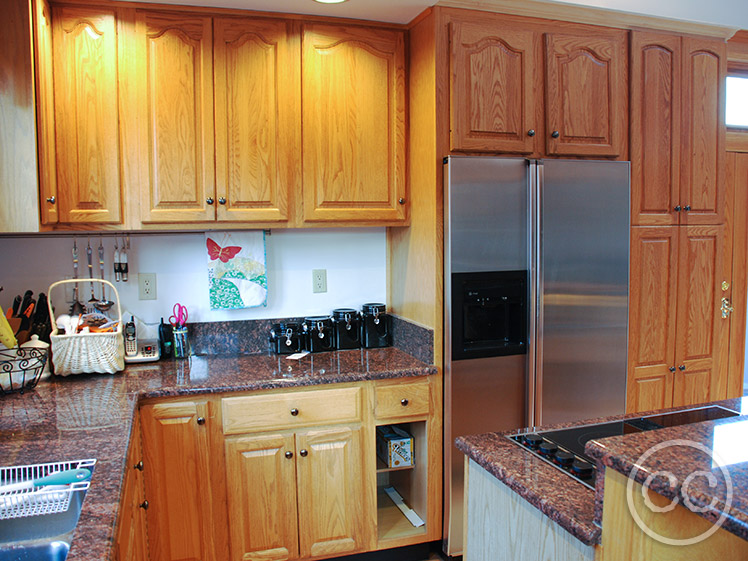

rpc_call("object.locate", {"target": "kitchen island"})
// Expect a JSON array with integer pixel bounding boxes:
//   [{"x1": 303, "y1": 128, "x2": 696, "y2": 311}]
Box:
[
  {"x1": 0, "y1": 348, "x2": 437, "y2": 561},
  {"x1": 456, "y1": 398, "x2": 748, "y2": 561}
]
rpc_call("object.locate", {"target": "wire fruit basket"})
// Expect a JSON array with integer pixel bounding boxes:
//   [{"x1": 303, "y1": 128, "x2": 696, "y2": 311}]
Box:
[
  {"x1": 0, "y1": 458, "x2": 96, "y2": 520},
  {"x1": 0, "y1": 347, "x2": 48, "y2": 395}
]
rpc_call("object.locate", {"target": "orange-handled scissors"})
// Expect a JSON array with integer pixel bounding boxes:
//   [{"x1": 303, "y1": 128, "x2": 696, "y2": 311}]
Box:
[{"x1": 169, "y1": 303, "x2": 188, "y2": 328}]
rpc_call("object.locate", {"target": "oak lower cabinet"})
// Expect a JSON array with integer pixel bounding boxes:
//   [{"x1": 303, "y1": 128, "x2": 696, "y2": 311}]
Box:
[
  {"x1": 627, "y1": 226, "x2": 727, "y2": 413},
  {"x1": 114, "y1": 413, "x2": 148, "y2": 561}
]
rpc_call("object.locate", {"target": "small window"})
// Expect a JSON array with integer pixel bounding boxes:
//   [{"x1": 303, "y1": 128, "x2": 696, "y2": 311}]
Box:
[{"x1": 726, "y1": 75, "x2": 748, "y2": 128}]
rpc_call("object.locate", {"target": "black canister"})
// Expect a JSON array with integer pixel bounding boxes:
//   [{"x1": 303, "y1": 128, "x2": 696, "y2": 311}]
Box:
[
  {"x1": 302, "y1": 316, "x2": 335, "y2": 353},
  {"x1": 361, "y1": 303, "x2": 391, "y2": 348},
  {"x1": 269, "y1": 322, "x2": 304, "y2": 354},
  {"x1": 332, "y1": 308, "x2": 361, "y2": 350}
]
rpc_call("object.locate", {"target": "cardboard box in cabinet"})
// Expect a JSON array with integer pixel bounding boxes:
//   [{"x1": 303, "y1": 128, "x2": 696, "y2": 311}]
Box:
[{"x1": 376, "y1": 425, "x2": 414, "y2": 468}]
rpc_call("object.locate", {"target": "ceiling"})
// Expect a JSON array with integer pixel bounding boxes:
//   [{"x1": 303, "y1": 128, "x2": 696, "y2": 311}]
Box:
[{"x1": 125, "y1": 0, "x2": 748, "y2": 29}]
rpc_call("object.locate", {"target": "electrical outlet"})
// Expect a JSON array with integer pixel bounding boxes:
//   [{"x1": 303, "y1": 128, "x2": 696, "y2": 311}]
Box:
[
  {"x1": 312, "y1": 269, "x2": 327, "y2": 294},
  {"x1": 138, "y1": 273, "x2": 157, "y2": 300}
]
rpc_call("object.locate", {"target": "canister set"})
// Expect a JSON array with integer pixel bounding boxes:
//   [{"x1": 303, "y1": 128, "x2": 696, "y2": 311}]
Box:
[{"x1": 269, "y1": 303, "x2": 391, "y2": 355}]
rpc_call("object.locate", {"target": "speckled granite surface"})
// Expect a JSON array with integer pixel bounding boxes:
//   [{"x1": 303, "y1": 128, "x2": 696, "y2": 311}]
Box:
[
  {"x1": 455, "y1": 398, "x2": 748, "y2": 547},
  {"x1": 0, "y1": 348, "x2": 435, "y2": 561}
]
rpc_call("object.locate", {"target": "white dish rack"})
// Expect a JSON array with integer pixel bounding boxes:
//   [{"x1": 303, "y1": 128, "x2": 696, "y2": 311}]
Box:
[{"x1": 0, "y1": 458, "x2": 96, "y2": 520}]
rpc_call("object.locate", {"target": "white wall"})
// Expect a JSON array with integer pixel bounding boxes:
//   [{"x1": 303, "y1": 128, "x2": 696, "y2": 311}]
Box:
[{"x1": 0, "y1": 229, "x2": 387, "y2": 328}]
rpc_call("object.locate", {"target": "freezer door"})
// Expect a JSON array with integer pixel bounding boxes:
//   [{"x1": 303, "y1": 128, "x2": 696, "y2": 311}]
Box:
[{"x1": 536, "y1": 159, "x2": 630, "y2": 425}]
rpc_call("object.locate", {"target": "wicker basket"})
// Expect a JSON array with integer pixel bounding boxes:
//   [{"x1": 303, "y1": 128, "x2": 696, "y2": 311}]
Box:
[{"x1": 48, "y1": 279, "x2": 124, "y2": 375}]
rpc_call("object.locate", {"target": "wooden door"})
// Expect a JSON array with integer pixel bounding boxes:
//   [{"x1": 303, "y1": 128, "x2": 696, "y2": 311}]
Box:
[
  {"x1": 301, "y1": 24, "x2": 406, "y2": 224},
  {"x1": 626, "y1": 227, "x2": 679, "y2": 413},
  {"x1": 680, "y1": 37, "x2": 726, "y2": 225},
  {"x1": 52, "y1": 5, "x2": 122, "y2": 223},
  {"x1": 135, "y1": 11, "x2": 215, "y2": 223},
  {"x1": 630, "y1": 31, "x2": 682, "y2": 226},
  {"x1": 224, "y1": 432, "x2": 299, "y2": 561},
  {"x1": 672, "y1": 225, "x2": 726, "y2": 406},
  {"x1": 449, "y1": 19, "x2": 537, "y2": 154},
  {"x1": 115, "y1": 415, "x2": 147, "y2": 561},
  {"x1": 543, "y1": 29, "x2": 627, "y2": 157},
  {"x1": 295, "y1": 425, "x2": 366, "y2": 558},
  {"x1": 140, "y1": 401, "x2": 214, "y2": 561},
  {"x1": 214, "y1": 17, "x2": 299, "y2": 224}
]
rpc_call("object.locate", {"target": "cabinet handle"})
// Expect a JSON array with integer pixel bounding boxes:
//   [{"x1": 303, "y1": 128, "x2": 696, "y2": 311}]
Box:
[
  {"x1": 218, "y1": 197, "x2": 227, "y2": 205},
  {"x1": 669, "y1": 366, "x2": 676, "y2": 372},
  {"x1": 674, "y1": 205, "x2": 682, "y2": 212},
  {"x1": 678, "y1": 365, "x2": 686, "y2": 371},
  {"x1": 290, "y1": 408, "x2": 299, "y2": 416},
  {"x1": 139, "y1": 500, "x2": 149, "y2": 510},
  {"x1": 684, "y1": 205, "x2": 691, "y2": 211},
  {"x1": 197, "y1": 416, "x2": 206, "y2": 425},
  {"x1": 401, "y1": 398, "x2": 409, "y2": 406},
  {"x1": 134, "y1": 461, "x2": 144, "y2": 471},
  {"x1": 527, "y1": 129, "x2": 536, "y2": 137},
  {"x1": 46, "y1": 196, "x2": 56, "y2": 204},
  {"x1": 299, "y1": 449, "x2": 308, "y2": 457},
  {"x1": 285, "y1": 451, "x2": 293, "y2": 459},
  {"x1": 722, "y1": 297, "x2": 735, "y2": 319},
  {"x1": 398, "y1": 198, "x2": 406, "y2": 205},
  {"x1": 551, "y1": 130, "x2": 560, "y2": 139},
  {"x1": 206, "y1": 197, "x2": 214, "y2": 205}
]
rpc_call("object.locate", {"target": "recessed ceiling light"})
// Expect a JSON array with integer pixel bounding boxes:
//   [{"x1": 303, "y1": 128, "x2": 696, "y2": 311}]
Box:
[{"x1": 313, "y1": 0, "x2": 348, "y2": 4}]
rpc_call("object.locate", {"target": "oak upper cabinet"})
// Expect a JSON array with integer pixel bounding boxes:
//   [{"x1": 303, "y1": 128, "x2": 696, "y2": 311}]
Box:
[
  {"x1": 627, "y1": 226, "x2": 726, "y2": 413},
  {"x1": 630, "y1": 31, "x2": 726, "y2": 226},
  {"x1": 544, "y1": 29, "x2": 627, "y2": 157},
  {"x1": 140, "y1": 400, "x2": 217, "y2": 561},
  {"x1": 301, "y1": 24, "x2": 407, "y2": 223},
  {"x1": 50, "y1": 5, "x2": 123, "y2": 224},
  {"x1": 133, "y1": 11, "x2": 216, "y2": 223},
  {"x1": 213, "y1": 17, "x2": 300, "y2": 223},
  {"x1": 449, "y1": 20, "x2": 538, "y2": 153}
]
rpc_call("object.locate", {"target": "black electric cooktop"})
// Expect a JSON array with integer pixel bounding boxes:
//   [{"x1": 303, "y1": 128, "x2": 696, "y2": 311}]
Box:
[{"x1": 509, "y1": 405, "x2": 740, "y2": 489}]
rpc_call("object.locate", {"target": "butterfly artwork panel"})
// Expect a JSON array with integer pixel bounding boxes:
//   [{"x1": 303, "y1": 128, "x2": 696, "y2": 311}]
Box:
[{"x1": 206, "y1": 231, "x2": 267, "y2": 310}]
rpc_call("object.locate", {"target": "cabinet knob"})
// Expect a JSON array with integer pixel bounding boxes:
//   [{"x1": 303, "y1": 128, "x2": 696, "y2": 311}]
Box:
[
  {"x1": 197, "y1": 416, "x2": 206, "y2": 425},
  {"x1": 290, "y1": 408, "x2": 299, "y2": 416},
  {"x1": 669, "y1": 366, "x2": 676, "y2": 372},
  {"x1": 134, "y1": 461, "x2": 144, "y2": 471},
  {"x1": 46, "y1": 196, "x2": 56, "y2": 204},
  {"x1": 684, "y1": 205, "x2": 691, "y2": 211},
  {"x1": 299, "y1": 449, "x2": 308, "y2": 457},
  {"x1": 674, "y1": 205, "x2": 682, "y2": 212},
  {"x1": 285, "y1": 451, "x2": 293, "y2": 459},
  {"x1": 678, "y1": 365, "x2": 686, "y2": 371},
  {"x1": 527, "y1": 129, "x2": 536, "y2": 137},
  {"x1": 401, "y1": 398, "x2": 409, "y2": 406},
  {"x1": 206, "y1": 197, "x2": 214, "y2": 205},
  {"x1": 551, "y1": 130, "x2": 560, "y2": 139},
  {"x1": 139, "y1": 500, "x2": 149, "y2": 510},
  {"x1": 218, "y1": 197, "x2": 227, "y2": 205},
  {"x1": 398, "y1": 198, "x2": 406, "y2": 205}
]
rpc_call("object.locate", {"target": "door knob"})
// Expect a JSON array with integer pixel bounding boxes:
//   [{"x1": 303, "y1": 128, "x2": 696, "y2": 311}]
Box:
[
  {"x1": 197, "y1": 417, "x2": 205, "y2": 425},
  {"x1": 206, "y1": 197, "x2": 214, "y2": 205},
  {"x1": 285, "y1": 451, "x2": 293, "y2": 459},
  {"x1": 299, "y1": 449, "x2": 308, "y2": 457},
  {"x1": 527, "y1": 129, "x2": 536, "y2": 137},
  {"x1": 290, "y1": 408, "x2": 299, "y2": 416},
  {"x1": 674, "y1": 205, "x2": 681, "y2": 212},
  {"x1": 133, "y1": 461, "x2": 144, "y2": 471},
  {"x1": 722, "y1": 297, "x2": 735, "y2": 319},
  {"x1": 46, "y1": 196, "x2": 56, "y2": 204},
  {"x1": 398, "y1": 198, "x2": 406, "y2": 205},
  {"x1": 218, "y1": 197, "x2": 227, "y2": 205},
  {"x1": 401, "y1": 398, "x2": 409, "y2": 406},
  {"x1": 139, "y1": 500, "x2": 149, "y2": 510},
  {"x1": 669, "y1": 366, "x2": 676, "y2": 372},
  {"x1": 684, "y1": 205, "x2": 691, "y2": 211},
  {"x1": 678, "y1": 365, "x2": 686, "y2": 371},
  {"x1": 551, "y1": 130, "x2": 560, "y2": 138}
]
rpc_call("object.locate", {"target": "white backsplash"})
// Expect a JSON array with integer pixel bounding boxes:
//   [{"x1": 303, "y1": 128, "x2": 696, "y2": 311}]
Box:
[{"x1": 0, "y1": 229, "x2": 386, "y2": 329}]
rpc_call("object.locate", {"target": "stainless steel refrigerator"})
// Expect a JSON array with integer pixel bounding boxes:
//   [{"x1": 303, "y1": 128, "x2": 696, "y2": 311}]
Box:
[{"x1": 442, "y1": 156, "x2": 630, "y2": 555}]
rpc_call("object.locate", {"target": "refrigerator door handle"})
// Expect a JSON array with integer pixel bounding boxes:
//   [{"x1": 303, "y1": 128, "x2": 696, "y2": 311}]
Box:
[{"x1": 527, "y1": 161, "x2": 542, "y2": 428}]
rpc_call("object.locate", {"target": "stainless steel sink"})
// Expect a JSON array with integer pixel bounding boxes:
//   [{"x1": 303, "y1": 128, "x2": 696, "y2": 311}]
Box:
[{"x1": 0, "y1": 540, "x2": 69, "y2": 561}]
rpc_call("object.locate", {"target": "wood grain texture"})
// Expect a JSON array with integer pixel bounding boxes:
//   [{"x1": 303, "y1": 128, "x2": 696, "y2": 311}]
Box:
[
  {"x1": 114, "y1": 413, "x2": 148, "y2": 561},
  {"x1": 52, "y1": 5, "x2": 123, "y2": 224},
  {"x1": 449, "y1": 19, "x2": 536, "y2": 153},
  {"x1": 374, "y1": 379, "x2": 430, "y2": 419},
  {"x1": 599, "y1": 468, "x2": 748, "y2": 561},
  {"x1": 223, "y1": 432, "x2": 299, "y2": 561},
  {"x1": 629, "y1": 31, "x2": 681, "y2": 226},
  {"x1": 135, "y1": 11, "x2": 215, "y2": 223},
  {"x1": 464, "y1": 459, "x2": 596, "y2": 561},
  {"x1": 681, "y1": 36, "x2": 726, "y2": 225},
  {"x1": 301, "y1": 23, "x2": 407, "y2": 224},
  {"x1": 544, "y1": 28, "x2": 627, "y2": 157},
  {"x1": 214, "y1": 17, "x2": 299, "y2": 224}
]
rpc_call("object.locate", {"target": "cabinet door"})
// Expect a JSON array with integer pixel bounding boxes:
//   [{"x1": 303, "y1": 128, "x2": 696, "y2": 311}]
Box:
[
  {"x1": 224, "y1": 433, "x2": 299, "y2": 561},
  {"x1": 672, "y1": 225, "x2": 725, "y2": 406},
  {"x1": 115, "y1": 415, "x2": 148, "y2": 561},
  {"x1": 449, "y1": 20, "x2": 537, "y2": 153},
  {"x1": 296, "y1": 425, "x2": 366, "y2": 558},
  {"x1": 680, "y1": 37, "x2": 726, "y2": 225},
  {"x1": 140, "y1": 401, "x2": 214, "y2": 561},
  {"x1": 52, "y1": 5, "x2": 122, "y2": 223},
  {"x1": 544, "y1": 29, "x2": 627, "y2": 157},
  {"x1": 630, "y1": 32, "x2": 681, "y2": 226},
  {"x1": 214, "y1": 17, "x2": 299, "y2": 223},
  {"x1": 301, "y1": 24, "x2": 406, "y2": 223},
  {"x1": 135, "y1": 11, "x2": 215, "y2": 223},
  {"x1": 627, "y1": 227, "x2": 678, "y2": 413}
]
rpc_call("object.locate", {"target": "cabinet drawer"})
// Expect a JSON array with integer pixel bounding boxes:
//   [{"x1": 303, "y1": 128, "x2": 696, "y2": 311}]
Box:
[
  {"x1": 222, "y1": 387, "x2": 362, "y2": 435},
  {"x1": 375, "y1": 380, "x2": 430, "y2": 419}
]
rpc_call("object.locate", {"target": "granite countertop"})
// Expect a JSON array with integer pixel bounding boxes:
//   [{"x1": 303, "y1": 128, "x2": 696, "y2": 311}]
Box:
[
  {"x1": 455, "y1": 397, "x2": 748, "y2": 547},
  {"x1": 0, "y1": 347, "x2": 436, "y2": 561}
]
